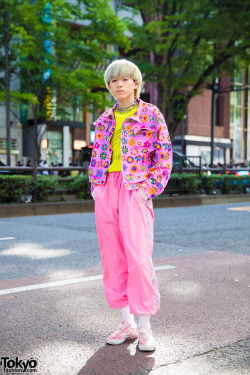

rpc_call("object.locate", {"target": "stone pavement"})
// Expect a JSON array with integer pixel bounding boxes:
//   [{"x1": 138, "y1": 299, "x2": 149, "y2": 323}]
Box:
[{"x1": 0, "y1": 250, "x2": 249, "y2": 375}]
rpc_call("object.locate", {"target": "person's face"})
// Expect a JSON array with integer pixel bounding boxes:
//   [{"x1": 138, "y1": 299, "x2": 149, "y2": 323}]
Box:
[{"x1": 108, "y1": 77, "x2": 138, "y2": 103}]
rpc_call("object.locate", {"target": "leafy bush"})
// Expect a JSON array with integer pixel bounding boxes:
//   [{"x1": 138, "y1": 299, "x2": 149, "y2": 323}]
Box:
[
  {"x1": 0, "y1": 174, "x2": 249, "y2": 203},
  {"x1": 69, "y1": 175, "x2": 92, "y2": 200},
  {"x1": 31, "y1": 176, "x2": 59, "y2": 201},
  {"x1": 201, "y1": 175, "x2": 221, "y2": 195},
  {"x1": 164, "y1": 173, "x2": 201, "y2": 195},
  {"x1": 0, "y1": 175, "x2": 32, "y2": 203},
  {"x1": 164, "y1": 174, "x2": 250, "y2": 196},
  {"x1": 220, "y1": 175, "x2": 250, "y2": 194}
]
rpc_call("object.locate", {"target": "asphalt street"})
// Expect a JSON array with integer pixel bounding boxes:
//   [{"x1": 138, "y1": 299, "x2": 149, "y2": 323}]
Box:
[
  {"x1": 0, "y1": 202, "x2": 249, "y2": 281},
  {"x1": 0, "y1": 202, "x2": 250, "y2": 375}
]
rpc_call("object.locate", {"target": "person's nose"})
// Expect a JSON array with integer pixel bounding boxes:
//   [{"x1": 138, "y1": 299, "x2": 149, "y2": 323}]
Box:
[{"x1": 117, "y1": 80, "x2": 123, "y2": 87}]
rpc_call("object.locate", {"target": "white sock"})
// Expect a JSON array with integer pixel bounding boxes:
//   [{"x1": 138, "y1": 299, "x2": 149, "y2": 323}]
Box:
[
  {"x1": 121, "y1": 306, "x2": 136, "y2": 327},
  {"x1": 138, "y1": 314, "x2": 151, "y2": 328}
]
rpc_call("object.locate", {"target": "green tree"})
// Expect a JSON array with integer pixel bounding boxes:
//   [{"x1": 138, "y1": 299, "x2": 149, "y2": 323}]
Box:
[
  {"x1": 124, "y1": 0, "x2": 250, "y2": 140},
  {"x1": 0, "y1": 0, "x2": 128, "y2": 161}
]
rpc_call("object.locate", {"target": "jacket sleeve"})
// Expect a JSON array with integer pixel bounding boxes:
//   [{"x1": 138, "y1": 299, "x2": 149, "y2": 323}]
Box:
[
  {"x1": 88, "y1": 122, "x2": 98, "y2": 199},
  {"x1": 140, "y1": 111, "x2": 172, "y2": 199}
]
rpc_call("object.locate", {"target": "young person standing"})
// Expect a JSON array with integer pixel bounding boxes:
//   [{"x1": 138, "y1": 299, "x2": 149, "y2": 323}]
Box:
[{"x1": 89, "y1": 59, "x2": 172, "y2": 351}]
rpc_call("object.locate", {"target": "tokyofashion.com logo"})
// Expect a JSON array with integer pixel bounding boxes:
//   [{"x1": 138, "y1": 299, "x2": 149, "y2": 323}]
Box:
[{"x1": 0, "y1": 357, "x2": 38, "y2": 373}]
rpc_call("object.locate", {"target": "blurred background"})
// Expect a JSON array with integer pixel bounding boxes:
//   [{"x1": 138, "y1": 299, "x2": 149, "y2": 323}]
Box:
[{"x1": 0, "y1": 0, "x2": 250, "y2": 171}]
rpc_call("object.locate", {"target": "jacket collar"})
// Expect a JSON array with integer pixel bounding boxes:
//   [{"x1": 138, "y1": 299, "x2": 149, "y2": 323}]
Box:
[
  {"x1": 101, "y1": 98, "x2": 145, "y2": 123},
  {"x1": 95, "y1": 99, "x2": 155, "y2": 133}
]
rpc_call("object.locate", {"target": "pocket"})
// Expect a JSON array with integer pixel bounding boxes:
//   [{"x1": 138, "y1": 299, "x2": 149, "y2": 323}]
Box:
[{"x1": 132, "y1": 123, "x2": 157, "y2": 135}]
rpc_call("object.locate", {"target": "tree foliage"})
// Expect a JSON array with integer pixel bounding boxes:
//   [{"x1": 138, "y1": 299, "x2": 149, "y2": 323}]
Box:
[
  {"x1": 0, "y1": 0, "x2": 128, "y2": 159},
  {"x1": 124, "y1": 0, "x2": 250, "y2": 140}
]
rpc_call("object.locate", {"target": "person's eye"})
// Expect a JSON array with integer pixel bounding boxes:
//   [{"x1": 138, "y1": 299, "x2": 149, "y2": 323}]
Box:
[
  {"x1": 111, "y1": 79, "x2": 116, "y2": 83},
  {"x1": 123, "y1": 78, "x2": 128, "y2": 81}
]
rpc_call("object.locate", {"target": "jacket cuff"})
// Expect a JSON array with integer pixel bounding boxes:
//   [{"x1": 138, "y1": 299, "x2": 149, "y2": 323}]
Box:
[{"x1": 139, "y1": 181, "x2": 155, "y2": 200}]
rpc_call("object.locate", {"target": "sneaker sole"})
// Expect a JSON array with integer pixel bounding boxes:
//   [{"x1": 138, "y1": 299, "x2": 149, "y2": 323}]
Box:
[
  {"x1": 106, "y1": 334, "x2": 138, "y2": 345},
  {"x1": 138, "y1": 344, "x2": 156, "y2": 352}
]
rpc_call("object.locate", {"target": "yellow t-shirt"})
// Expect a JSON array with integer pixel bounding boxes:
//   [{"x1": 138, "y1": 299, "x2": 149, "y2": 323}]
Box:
[{"x1": 108, "y1": 105, "x2": 138, "y2": 172}]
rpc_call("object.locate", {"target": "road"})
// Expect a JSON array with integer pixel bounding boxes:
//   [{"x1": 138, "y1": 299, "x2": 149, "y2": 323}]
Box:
[{"x1": 0, "y1": 202, "x2": 249, "y2": 375}]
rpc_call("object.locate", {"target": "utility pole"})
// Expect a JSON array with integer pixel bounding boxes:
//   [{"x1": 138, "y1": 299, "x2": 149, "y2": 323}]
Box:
[
  {"x1": 4, "y1": 9, "x2": 11, "y2": 166},
  {"x1": 210, "y1": 78, "x2": 219, "y2": 167}
]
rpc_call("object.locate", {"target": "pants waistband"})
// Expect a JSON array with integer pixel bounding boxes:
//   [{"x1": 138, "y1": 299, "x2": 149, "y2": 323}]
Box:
[{"x1": 106, "y1": 171, "x2": 123, "y2": 186}]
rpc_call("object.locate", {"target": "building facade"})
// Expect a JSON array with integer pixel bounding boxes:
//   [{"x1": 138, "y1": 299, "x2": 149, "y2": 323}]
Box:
[
  {"x1": 1, "y1": 0, "x2": 249, "y2": 168},
  {"x1": 173, "y1": 71, "x2": 250, "y2": 167}
]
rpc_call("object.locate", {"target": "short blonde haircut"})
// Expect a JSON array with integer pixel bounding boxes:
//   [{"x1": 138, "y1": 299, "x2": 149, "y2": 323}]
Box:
[{"x1": 104, "y1": 59, "x2": 143, "y2": 98}]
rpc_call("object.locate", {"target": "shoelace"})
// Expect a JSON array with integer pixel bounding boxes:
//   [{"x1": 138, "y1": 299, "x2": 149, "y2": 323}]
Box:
[
  {"x1": 114, "y1": 321, "x2": 128, "y2": 334},
  {"x1": 139, "y1": 328, "x2": 151, "y2": 340}
]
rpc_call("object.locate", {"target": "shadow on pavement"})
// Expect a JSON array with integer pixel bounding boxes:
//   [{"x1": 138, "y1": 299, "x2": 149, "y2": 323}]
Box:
[{"x1": 78, "y1": 340, "x2": 155, "y2": 375}]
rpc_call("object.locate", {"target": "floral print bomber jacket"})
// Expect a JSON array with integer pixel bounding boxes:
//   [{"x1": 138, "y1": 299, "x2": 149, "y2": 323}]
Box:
[{"x1": 89, "y1": 99, "x2": 172, "y2": 200}]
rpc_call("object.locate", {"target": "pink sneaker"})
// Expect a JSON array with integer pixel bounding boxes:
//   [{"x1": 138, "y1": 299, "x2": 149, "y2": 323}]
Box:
[
  {"x1": 138, "y1": 326, "x2": 156, "y2": 351},
  {"x1": 106, "y1": 321, "x2": 138, "y2": 345}
]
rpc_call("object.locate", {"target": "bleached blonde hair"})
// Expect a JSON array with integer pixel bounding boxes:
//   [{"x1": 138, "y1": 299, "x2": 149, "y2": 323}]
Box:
[{"x1": 104, "y1": 59, "x2": 143, "y2": 98}]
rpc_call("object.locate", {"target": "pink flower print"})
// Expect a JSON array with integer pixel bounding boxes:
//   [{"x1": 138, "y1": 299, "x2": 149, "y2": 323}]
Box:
[
  {"x1": 132, "y1": 125, "x2": 140, "y2": 133},
  {"x1": 159, "y1": 152, "x2": 166, "y2": 161},
  {"x1": 163, "y1": 143, "x2": 168, "y2": 150},
  {"x1": 96, "y1": 169, "x2": 103, "y2": 177},
  {"x1": 127, "y1": 156, "x2": 134, "y2": 163},
  {"x1": 122, "y1": 164, "x2": 128, "y2": 172},
  {"x1": 131, "y1": 148, "x2": 138, "y2": 155},
  {"x1": 121, "y1": 138, "x2": 128, "y2": 145},
  {"x1": 100, "y1": 152, "x2": 107, "y2": 160},
  {"x1": 141, "y1": 181, "x2": 148, "y2": 189},
  {"x1": 101, "y1": 143, "x2": 108, "y2": 151},
  {"x1": 155, "y1": 142, "x2": 161, "y2": 150},
  {"x1": 95, "y1": 142, "x2": 100, "y2": 149},
  {"x1": 130, "y1": 164, "x2": 139, "y2": 173},
  {"x1": 159, "y1": 134, "x2": 165, "y2": 141},
  {"x1": 97, "y1": 161, "x2": 103, "y2": 168},
  {"x1": 150, "y1": 177, "x2": 157, "y2": 184}
]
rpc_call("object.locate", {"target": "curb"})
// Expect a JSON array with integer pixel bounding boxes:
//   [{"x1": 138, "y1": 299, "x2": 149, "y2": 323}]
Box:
[{"x1": 0, "y1": 194, "x2": 250, "y2": 218}]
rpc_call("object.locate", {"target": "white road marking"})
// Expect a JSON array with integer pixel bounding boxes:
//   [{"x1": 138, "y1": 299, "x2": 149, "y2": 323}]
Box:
[
  {"x1": 0, "y1": 244, "x2": 71, "y2": 259},
  {"x1": 0, "y1": 264, "x2": 176, "y2": 296},
  {"x1": 155, "y1": 265, "x2": 176, "y2": 271},
  {"x1": 0, "y1": 237, "x2": 15, "y2": 241},
  {"x1": 227, "y1": 206, "x2": 250, "y2": 212}
]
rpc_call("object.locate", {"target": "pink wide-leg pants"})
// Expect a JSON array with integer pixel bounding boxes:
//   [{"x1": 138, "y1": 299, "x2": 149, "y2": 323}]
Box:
[{"x1": 95, "y1": 172, "x2": 160, "y2": 315}]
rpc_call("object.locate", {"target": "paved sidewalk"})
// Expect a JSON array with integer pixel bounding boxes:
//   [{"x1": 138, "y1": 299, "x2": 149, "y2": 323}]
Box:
[{"x1": 0, "y1": 251, "x2": 249, "y2": 375}]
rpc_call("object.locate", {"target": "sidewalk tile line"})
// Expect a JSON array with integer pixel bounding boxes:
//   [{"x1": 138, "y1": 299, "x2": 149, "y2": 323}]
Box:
[{"x1": 0, "y1": 264, "x2": 176, "y2": 296}]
